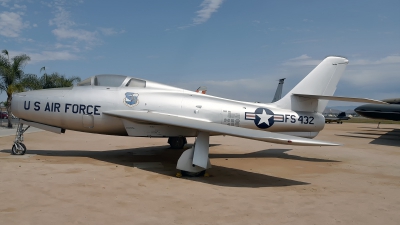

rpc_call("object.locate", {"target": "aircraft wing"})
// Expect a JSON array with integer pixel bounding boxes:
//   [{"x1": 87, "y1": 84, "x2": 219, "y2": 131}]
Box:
[
  {"x1": 293, "y1": 94, "x2": 388, "y2": 104},
  {"x1": 103, "y1": 110, "x2": 339, "y2": 146}
]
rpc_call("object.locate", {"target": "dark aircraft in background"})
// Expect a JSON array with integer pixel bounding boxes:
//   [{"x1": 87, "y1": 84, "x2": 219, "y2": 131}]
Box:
[
  {"x1": 324, "y1": 112, "x2": 350, "y2": 124},
  {"x1": 355, "y1": 98, "x2": 400, "y2": 121}
]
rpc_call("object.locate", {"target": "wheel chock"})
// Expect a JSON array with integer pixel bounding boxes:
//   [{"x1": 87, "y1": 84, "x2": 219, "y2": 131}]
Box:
[
  {"x1": 176, "y1": 172, "x2": 182, "y2": 178},
  {"x1": 204, "y1": 172, "x2": 210, "y2": 177}
]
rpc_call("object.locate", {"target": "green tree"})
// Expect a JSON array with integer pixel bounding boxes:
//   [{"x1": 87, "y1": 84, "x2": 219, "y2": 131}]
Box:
[
  {"x1": 22, "y1": 72, "x2": 81, "y2": 90},
  {"x1": 0, "y1": 50, "x2": 31, "y2": 128}
]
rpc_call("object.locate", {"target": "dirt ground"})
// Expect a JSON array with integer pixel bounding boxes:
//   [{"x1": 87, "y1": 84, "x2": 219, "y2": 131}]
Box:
[{"x1": 0, "y1": 123, "x2": 399, "y2": 225}]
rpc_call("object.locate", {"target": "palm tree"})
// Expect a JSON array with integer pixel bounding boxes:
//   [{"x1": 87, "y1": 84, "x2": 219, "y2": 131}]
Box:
[
  {"x1": 22, "y1": 72, "x2": 81, "y2": 90},
  {"x1": 0, "y1": 49, "x2": 31, "y2": 128}
]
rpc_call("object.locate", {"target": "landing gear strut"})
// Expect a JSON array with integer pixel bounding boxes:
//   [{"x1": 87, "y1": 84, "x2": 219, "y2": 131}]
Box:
[
  {"x1": 168, "y1": 136, "x2": 187, "y2": 149},
  {"x1": 11, "y1": 123, "x2": 29, "y2": 155},
  {"x1": 175, "y1": 132, "x2": 211, "y2": 177}
]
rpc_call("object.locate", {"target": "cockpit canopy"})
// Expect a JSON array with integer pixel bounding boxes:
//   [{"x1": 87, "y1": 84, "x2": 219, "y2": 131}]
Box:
[{"x1": 77, "y1": 74, "x2": 146, "y2": 88}]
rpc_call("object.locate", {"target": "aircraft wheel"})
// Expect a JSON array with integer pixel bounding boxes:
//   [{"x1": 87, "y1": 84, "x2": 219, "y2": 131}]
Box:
[
  {"x1": 168, "y1": 137, "x2": 187, "y2": 149},
  {"x1": 180, "y1": 170, "x2": 206, "y2": 177},
  {"x1": 340, "y1": 121, "x2": 343, "y2": 124},
  {"x1": 11, "y1": 143, "x2": 26, "y2": 155}
]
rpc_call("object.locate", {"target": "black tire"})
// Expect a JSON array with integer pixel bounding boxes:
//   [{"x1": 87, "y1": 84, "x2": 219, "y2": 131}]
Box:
[
  {"x1": 168, "y1": 137, "x2": 187, "y2": 149},
  {"x1": 11, "y1": 143, "x2": 26, "y2": 155},
  {"x1": 181, "y1": 170, "x2": 206, "y2": 177}
]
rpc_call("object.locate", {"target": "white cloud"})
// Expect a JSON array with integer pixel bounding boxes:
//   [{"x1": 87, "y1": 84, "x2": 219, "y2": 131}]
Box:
[
  {"x1": 282, "y1": 54, "x2": 321, "y2": 66},
  {"x1": 0, "y1": 11, "x2": 28, "y2": 37},
  {"x1": 292, "y1": 54, "x2": 311, "y2": 60},
  {"x1": 180, "y1": 0, "x2": 224, "y2": 29},
  {"x1": 52, "y1": 28, "x2": 97, "y2": 42},
  {"x1": 352, "y1": 55, "x2": 400, "y2": 65},
  {"x1": 98, "y1": 27, "x2": 117, "y2": 36},
  {"x1": 11, "y1": 3, "x2": 27, "y2": 10},
  {"x1": 0, "y1": 0, "x2": 10, "y2": 7},
  {"x1": 17, "y1": 37, "x2": 34, "y2": 42},
  {"x1": 54, "y1": 43, "x2": 81, "y2": 52},
  {"x1": 342, "y1": 57, "x2": 400, "y2": 89},
  {"x1": 9, "y1": 50, "x2": 80, "y2": 63},
  {"x1": 342, "y1": 67, "x2": 399, "y2": 87},
  {"x1": 48, "y1": 1, "x2": 99, "y2": 45},
  {"x1": 193, "y1": 0, "x2": 224, "y2": 24},
  {"x1": 49, "y1": 6, "x2": 75, "y2": 28},
  {"x1": 98, "y1": 27, "x2": 125, "y2": 36}
]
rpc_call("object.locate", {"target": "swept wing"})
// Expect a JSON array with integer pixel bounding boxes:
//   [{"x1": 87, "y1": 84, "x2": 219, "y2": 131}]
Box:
[{"x1": 103, "y1": 110, "x2": 339, "y2": 146}]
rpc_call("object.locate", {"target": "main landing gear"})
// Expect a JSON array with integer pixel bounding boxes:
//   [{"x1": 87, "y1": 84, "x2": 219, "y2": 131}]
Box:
[
  {"x1": 11, "y1": 123, "x2": 29, "y2": 155},
  {"x1": 175, "y1": 132, "x2": 211, "y2": 177},
  {"x1": 168, "y1": 136, "x2": 187, "y2": 149}
]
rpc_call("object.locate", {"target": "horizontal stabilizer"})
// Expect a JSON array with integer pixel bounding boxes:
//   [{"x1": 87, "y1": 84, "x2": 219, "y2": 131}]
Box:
[
  {"x1": 104, "y1": 110, "x2": 340, "y2": 146},
  {"x1": 293, "y1": 94, "x2": 388, "y2": 105}
]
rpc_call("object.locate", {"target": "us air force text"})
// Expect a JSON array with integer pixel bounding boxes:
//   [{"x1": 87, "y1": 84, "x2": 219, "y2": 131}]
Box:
[{"x1": 23, "y1": 101, "x2": 101, "y2": 115}]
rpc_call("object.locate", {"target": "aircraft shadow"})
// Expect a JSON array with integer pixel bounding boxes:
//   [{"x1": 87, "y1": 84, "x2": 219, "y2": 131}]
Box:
[
  {"x1": 361, "y1": 129, "x2": 400, "y2": 133},
  {"x1": 357, "y1": 126, "x2": 394, "y2": 130},
  {"x1": 210, "y1": 149, "x2": 339, "y2": 163},
  {"x1": 336, "y1": 129, "x2": 400, "y2": 147},
  {"x1": 369, "y1": 129, "x2": 400, "y2": 146},
  {"x1": 0, "y1": 146, "x2": 324, "y2": 187}
]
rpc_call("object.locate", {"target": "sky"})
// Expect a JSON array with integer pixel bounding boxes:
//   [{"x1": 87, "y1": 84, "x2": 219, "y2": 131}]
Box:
[{"x1": 1, "y1": 0, "x2": 399, "y2": 107}]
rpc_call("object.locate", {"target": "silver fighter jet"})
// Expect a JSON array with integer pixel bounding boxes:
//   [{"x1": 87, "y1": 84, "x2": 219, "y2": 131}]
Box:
[{"x1": 10, "y1": 56, "x2": 386, "y2": 176}]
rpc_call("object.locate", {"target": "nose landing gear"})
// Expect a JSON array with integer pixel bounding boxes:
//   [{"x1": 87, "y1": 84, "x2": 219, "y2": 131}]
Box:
[{"x1": 11, "y1": 123, "x2": 30, "y2": 155}]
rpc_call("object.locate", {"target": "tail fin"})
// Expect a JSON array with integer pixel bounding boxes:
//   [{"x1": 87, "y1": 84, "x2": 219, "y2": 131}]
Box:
[
  {"x1": 337, "y1": 112, "x2": 346, "y2": 118},
  {"x1": 274, "y1": 56, "x2": 348, "y2": 113},
  {"x1": 271, "y1": 78, "x2": 285, "y2": 103}
]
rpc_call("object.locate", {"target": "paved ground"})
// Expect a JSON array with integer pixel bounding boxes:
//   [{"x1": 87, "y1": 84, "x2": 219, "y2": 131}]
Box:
[
  {"x1": 0, "y1": 123, "x2": 399, "y2": 225},
  {"x1": 0, "y1": 125, "x2": 42, "y2": 138}
]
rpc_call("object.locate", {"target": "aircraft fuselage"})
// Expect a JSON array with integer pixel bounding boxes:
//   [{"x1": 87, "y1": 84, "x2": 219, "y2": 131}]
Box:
[{"x1": 12, "y1": 79, "x2": 326, "y2": 138}]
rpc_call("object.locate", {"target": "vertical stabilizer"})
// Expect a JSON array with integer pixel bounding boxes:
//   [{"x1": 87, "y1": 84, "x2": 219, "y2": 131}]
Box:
[
  {"x1": 337, "y1": 112, "x2": 346, "y2": 118},
  {"x1": 274, "y1": 56, "x2": 348, "y2": 113},
  {"x1": 271, "y1": 78, "x2": 285, "y2": 103}
]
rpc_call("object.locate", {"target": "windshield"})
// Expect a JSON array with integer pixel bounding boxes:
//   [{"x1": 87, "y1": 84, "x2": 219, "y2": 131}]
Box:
[
  {"x1": 77, "y1": 77, "x2": 91, "y2": 86},
  {"x1": 94, "y1": 75, "x2": 127, "y2": 87},
  {"x1": 126, "y1": 78, "x2": 146, "y2": 88}
]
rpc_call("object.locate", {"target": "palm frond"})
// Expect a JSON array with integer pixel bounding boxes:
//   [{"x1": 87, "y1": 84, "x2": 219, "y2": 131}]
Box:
[{"x1": 1, "y1": 49, "x2": 9, "y2": 56}]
